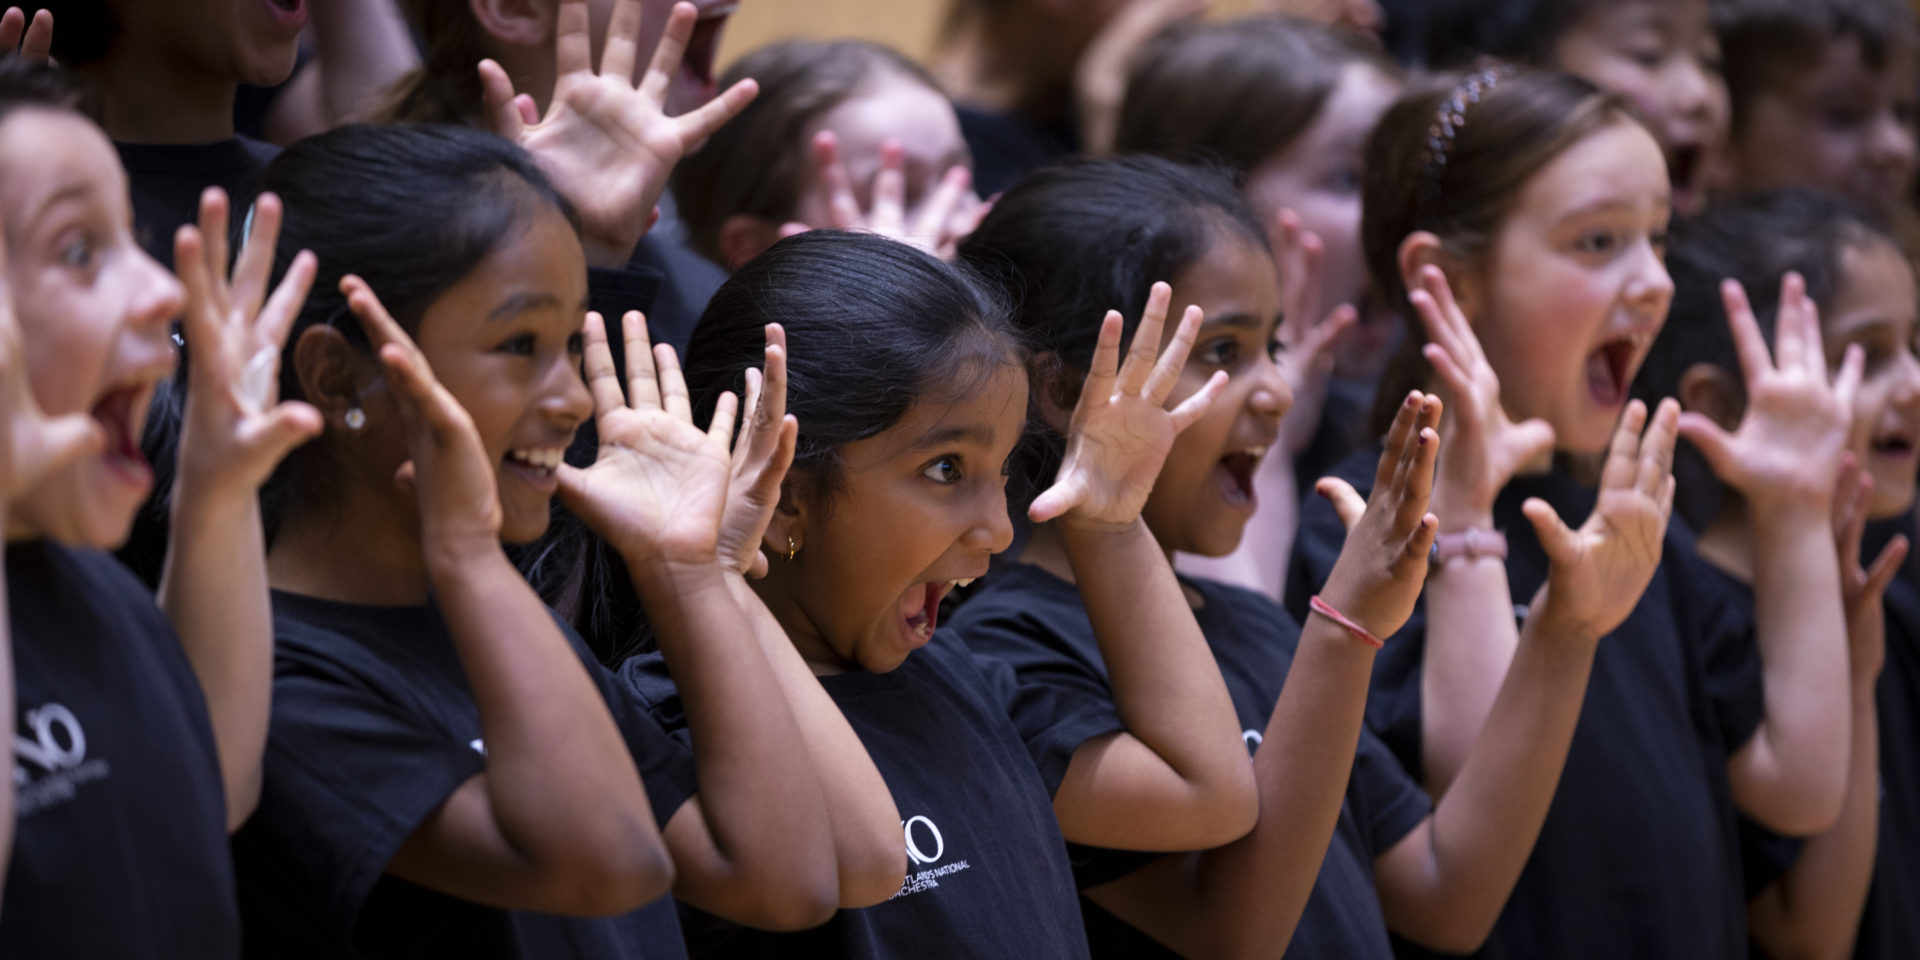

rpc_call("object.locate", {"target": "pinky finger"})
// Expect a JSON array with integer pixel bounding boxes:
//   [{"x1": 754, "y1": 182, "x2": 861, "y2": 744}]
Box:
[{"x1": 1865, "y1": 535, "x2": 1911, "y2": 597}]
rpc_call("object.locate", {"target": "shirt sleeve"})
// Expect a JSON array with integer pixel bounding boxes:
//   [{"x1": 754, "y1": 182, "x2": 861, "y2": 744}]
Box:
[
  {"x1": 250, "y1": 666, "x2": 487, "y2": 940},
  {"x1": 967, "y1": 643, "x2": 1126, "y2": 799},
  {"x1": 1349, "y1": 726, "x2": 1433, "y2": 858},
  {"x1": 595, "y1": 653, "x2": 700, "y2": 831},
  {"x1": 1669, "y1": 548, "x2": 1767, "y2": 753}
]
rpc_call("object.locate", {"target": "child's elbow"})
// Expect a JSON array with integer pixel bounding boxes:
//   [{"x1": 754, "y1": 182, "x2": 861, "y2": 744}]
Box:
[
  {"x1": 1747, "y1": 785, "x2": 1844, "y2": 837},
  {"x1": 1403, "y1": 913, "x2": 1498, "y2": 955},
  {"x1": 839, "y1": 838, "x2": 909, "y2": 909},
  {"x1": 1199, "y1": 765, "x2": 1261, "y2": 847},
  {"x1": 559, "y1": 839, "x2": 679, "y2": 916},
  {"x1": 729, "y1": 871, "x2": 841, "y2": 931},
  {"x1": 224, "y1": 769, "x2": 264, "y2": 833}
]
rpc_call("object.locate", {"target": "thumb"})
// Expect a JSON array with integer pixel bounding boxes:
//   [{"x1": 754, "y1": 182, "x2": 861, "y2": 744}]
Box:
[
  {"x1": 747, "y1": 551, "x2": 770, "y2": 579},
  {"x1": 1522, "y1": 497, "x2": 1578, "y2": 564},
  {"x1": 1028, "y1": 475, "x2": 1088, "y2": 524},
  {"x1": 1511, "y1": 418, "x2": 1558, "y2": 464},
  {"x1": 554, "y1": 462, "x2": 590, "y2": 511},
  {"x1": 1675, "y1": 412, "x2": 1738, "y2": 481},
  {"x1": 1315, "y1": 477, "x2": 1366, "y2": 532},
  {"x1": 242, "y1": 402, "x2": 324, "y2": 470}
]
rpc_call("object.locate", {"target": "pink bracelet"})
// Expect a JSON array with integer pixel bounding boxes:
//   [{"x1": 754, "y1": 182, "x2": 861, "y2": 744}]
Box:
[{"x1": 1309, "y1": 595, "x2": 1385, "y2": 649}]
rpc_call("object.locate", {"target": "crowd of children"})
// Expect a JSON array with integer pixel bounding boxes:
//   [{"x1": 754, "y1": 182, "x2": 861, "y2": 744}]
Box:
[{"x1": 0, "y1": 0, "x2": 1914, "y2": 958}]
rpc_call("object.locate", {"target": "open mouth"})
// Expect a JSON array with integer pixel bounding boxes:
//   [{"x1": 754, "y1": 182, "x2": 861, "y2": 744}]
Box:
[
  {"x1": 898, "y1": 578, "x2": 975, "y2": 645},
  {"x1": 1583, "y1": 336, "x2": 1644, "y2": 409},
  {"x1": 681, "y1": 5, "x2": 734, "y2": 94},
  {"x1": 504, "y1": 445, "x2": 565, "y2": 495},
  {"x1": 90, "y1": 385, "x2": 153, "y2": 488},
  {"x1": 1871, "y1": 429, "x2": 1918, "y2": 461},
  {"x1": 1667, "y1": 143, "x2": 1702, "y2": 211},
  {"x1": 262, "y1": 0, "x2": 306, "y2": 26},
  {"x1": 1214, "y1": 446, "x2": 1265, "y2": 509}
]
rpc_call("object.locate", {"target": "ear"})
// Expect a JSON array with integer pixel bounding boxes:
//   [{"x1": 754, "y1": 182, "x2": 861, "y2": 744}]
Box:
[
  {"x1": 718, "y1": 214, "x2": 785, "y2": 272},
  {"x1": 1677, "y1": 362, "x2": 1745, "y2": 432},
  {"x1": 1028, "y1": 351, "x2": 1079, "y2": 435},
  {"x1": 1396, "y1": 229, "x2": 1483, "y2": 322},
  {"x1": 468, "y1": 0, "x2": 552, "y2": 49},
  {"x1": 292, "y1": 325, "x2": 378, "y2": 431},
  {"x1": 760, "y1": 475, "x2": 811, "y2": 559}
]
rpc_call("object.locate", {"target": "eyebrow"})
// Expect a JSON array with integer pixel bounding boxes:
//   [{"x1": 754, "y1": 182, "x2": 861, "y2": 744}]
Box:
[
  {"x1": 1202, "y1": 312, "x2": 1268, "y2": 332},
  {"x1": 485, "y1": 291, "x2": 566, "y2": 323},
  {"x1": 1556, "y1": 195, "x2": 1671, "y2": 224},
  {"x1": 908, "y1": 422, "x2": 997, "y2": 451},
  {"x1": 25, "y1": 182, "x2": 95, "y2": 233}
]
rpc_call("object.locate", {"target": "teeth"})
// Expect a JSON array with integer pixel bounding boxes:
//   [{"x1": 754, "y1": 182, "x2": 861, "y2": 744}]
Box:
[
  {"x1": 1245, "y1": 447, "x2": 1267, "y2": 459},
  {"x1": 953, "y1": 578, "x2": 976, "y2": 589},
  {"x1": 508, "y1": 447, "x2": 565, "y2": 470}
]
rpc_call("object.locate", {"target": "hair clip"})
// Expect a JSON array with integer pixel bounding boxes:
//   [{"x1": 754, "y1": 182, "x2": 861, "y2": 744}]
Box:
[{"x1": 1420, "y1": 66, "x2": 1516, "y2": 211}]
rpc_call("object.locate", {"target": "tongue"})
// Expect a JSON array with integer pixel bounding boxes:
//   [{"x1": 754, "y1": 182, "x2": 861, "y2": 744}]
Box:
[
  {"x1": 1586, "y1": 351, "x2": 1624, "y2": 407},
  {"x1": 899, "y1": 582, "x2": 931, "y2": 627}
]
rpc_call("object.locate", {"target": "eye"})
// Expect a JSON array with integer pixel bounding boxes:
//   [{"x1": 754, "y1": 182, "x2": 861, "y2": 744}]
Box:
[
  {"x1": 1268, "y1": 336, "x2": 1289, "y2": 363},
  {"x1": 1823, "y1": 106, "x2": 1866, "y2": 130},
  {"x1": 59, "y1": 235, "x2": 94, "y2": 270},
  {"x1": 1198, "y1": 337, "x2": 1240, "y2": 366},
  {"x1": 922, "y1": 455, "x2": 962, "y2": 485},
  {"x1": 1574, "y1": 231, "x2": 1618, "y2": 255},
  {"x1": 567, "y1": 331, "x2": 585, "y2": 356},
  {"x1": 1649, "y1": 229, "x2": 1670, "y2": 255},
  {"x1": 1326, "y1": 167, "x2": 1362, "y2": 194},
  {"x1": 1627, "y1": 46, "x2": 1663, "y2": 68},
  {"x1": 495, "y1": 333, "x2": 537, "y2": 356}
]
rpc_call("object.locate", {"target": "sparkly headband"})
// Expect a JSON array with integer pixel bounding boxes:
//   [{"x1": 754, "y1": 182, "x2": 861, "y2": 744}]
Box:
[{"x1": 1421, "y1": 66, "x2": 1516, "y2": 210}]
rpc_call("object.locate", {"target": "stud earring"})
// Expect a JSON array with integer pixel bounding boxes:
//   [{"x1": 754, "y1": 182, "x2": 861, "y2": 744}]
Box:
[
  {"x1": 344, "y1": 407, "x2": 366, "y2": 430},
  {"x1": 786, "y1": 537, "x2": 798, "y2": 561}
]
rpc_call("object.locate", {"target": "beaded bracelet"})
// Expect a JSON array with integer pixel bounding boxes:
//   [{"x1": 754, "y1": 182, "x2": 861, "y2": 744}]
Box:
[{"x1": 1309, "y1": 595, "x2": 1385, "y2": 649}]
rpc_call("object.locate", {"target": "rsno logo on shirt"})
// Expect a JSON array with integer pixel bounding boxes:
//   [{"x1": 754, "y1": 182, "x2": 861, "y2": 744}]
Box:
[
  {"x1": 13, "y1": 702, "x2": 111, "y2": 817},
  {"x1": 891, "y1": 814, "x2": 973, "y2": 900}
]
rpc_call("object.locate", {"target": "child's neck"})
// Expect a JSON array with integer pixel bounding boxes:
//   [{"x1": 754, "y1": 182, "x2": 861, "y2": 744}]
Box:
[
  {"x1": 79, "y1": 47, "x2": 238, "y2": 145},
  {"x1": 1020, "y1": 520, "x2": 1204, "y2": 607},
  {"x1": 267, "y1": 495, "x2": 433, "y2": 607},
  {"x1": 1696, "y1": 501, "x2": 1758, "y2": 586}
]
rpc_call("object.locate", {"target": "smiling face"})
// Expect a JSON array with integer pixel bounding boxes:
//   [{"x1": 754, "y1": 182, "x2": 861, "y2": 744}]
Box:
[
  {"x1": 793, "y1": 70, "x2": 977, "y2": 231},
  {"x1": 1463, "y1": 118, "x2": 1673, "y2": 455},
  {"x1": 775, "y1": 360, "x2": 1025, "y2": 674},
  {"x1": 1243, "y1": 63, "x2": 1400, "y2": 377},
  {"x1": 0, "y1": 108, "x2": 181, "y2": 548},
  {"x1": 390, "y1": 203, "x2": 592, "y2": 545},
  {"x1": 1822, "y1": 239, "x2": 1920, "y2": 518},
  {"x1": 1552, "y1": 0, "x2": 1728, "y2": 215},
  {"x1": 113, "y1": 0, "x2": 306, "y2": 87},
  {"x1": 1729, "y1": 34, "x2": 1920, "y2": 212},
  {"x1": 1139, "y1": 230, "x2": 1291, "y2": 557}
]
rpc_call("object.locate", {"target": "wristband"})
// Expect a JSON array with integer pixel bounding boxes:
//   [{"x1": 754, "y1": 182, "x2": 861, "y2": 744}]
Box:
[
  {"x1": 1309, "y1": 595, "x2": 1385, "y2": 649},
  {"x1": 1429, "y1": 527, "x2": 1508, "y2": 566}
]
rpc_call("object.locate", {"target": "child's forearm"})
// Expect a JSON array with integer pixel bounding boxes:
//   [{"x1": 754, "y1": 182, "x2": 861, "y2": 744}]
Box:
[
  {"x1": 1055, "y1": 518, "x2": 1257, "y2": 851},
  {"x1": 158, "y1": 486, "x2": 274, "y2": 830},
  {"x1": 635, "y1": 559, "x2": 839, "y2": 929},
  {"x1": 1748, "y1": 676, "x2": 1879, "y2": 960},
  {"x1": 1378, "y1": 606, "x2": 1602, "y2": 953},
  {"x1": 1418, "y1": 548, "x2": 1519, "y2": 797},
  {"x1": 726, "y1": 572, "x2": 905, "y2": 908},
  {"x1": 1736, "y1": 513, "x2": 1852, "y2": 833}
]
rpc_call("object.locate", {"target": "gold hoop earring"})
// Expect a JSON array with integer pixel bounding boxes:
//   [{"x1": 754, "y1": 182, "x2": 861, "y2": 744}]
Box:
[{"x1": 786, "y1": 537, "x2": 798, "y2": 561}]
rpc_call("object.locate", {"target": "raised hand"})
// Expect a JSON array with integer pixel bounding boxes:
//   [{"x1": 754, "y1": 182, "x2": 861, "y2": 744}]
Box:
[
  {"x1": 1031, "y1": 282, "x2": 1228, "y2": 528},
  {"x1": 172, "y1": 189, "x2": 324, "y2": 502},
  {"x1": 0, "y1": 208, "x2": 102, "y2": 507},
  {"x1": 1313, "y1": 391, "x2": 1442, "y2": 638},
  {"x1": 1271, "y1": 209, "x2": 1356, "y2": 454},
  {"x1": 1522, "y1": 399, "x2": 1678, "y2": 638},
  {"x1": 344, "y1": 275, "x2": 503, "y2": 549},
  {"x1": 1832, "y1": 456, "x2": 1907, "y2": 679},
  {"x1": 777, "y1": 131, "x2": 983, "y2": 261},
  {"x1": 559, "y1": 310, "x2": 738, "y2": 571},
  {"x1": 0, "y1": 7, "x2": 52, "y2": 62},
  {"x1": 1410, "y1": 264, "x2": 1556, "y2": 526},
  {"x1": 478, "y1": 0, "x2": 759, "y2": 267},
  {"x1": 716, "y1": 323, "x2": 798, "y2": 578},
  {"x1": 1680, "y1": 274, "x2": 1863, "y2": 514}
]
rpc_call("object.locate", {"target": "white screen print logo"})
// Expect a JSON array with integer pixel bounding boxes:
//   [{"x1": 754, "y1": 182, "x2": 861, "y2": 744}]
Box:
[{"x1": 892, "y1": 814, "x2": 972, "y2": 899}]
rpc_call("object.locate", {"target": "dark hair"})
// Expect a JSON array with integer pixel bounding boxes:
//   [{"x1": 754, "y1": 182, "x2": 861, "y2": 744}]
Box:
[
  {"x1": 538, "y1": 230, "x2": 1025, "y2": 663},
  {"x1": 258, "y1": 123, "x2": 580, "y2": 532},
  {"x1": 14, "y1": 1, "x2": 118, "y2": 67},
  {"x1": 1631, "y1": 188, "x2": 1900, "y2": 527},
  {"x1": 1716, "y1": 0, "x2": 1920, "y2": 138},
  {"x1": 380, "y1": 0, "x2": 493, "y2": 126},
  {"x1": 672, "y1": 39, "x2": 949, "y2": 266},
  {"x1": 0, "y1": 53, "x2": 79, "y2": 120},
  {"x1": 1414, "y1": 0, "x2": 1609, "y2": 68},
  {"x1": 1114, "y1": 15, "x2": 1399, "y2": 174},
  {"x1": 1362, "y1": 67, "x2": 1638, "y2": 433},
  {"x1": 957, "y1": 155, "x2": 1270, "y2": 496}
]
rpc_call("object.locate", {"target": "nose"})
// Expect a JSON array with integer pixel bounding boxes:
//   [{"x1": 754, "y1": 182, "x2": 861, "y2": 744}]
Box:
[
  {"x1": 1666, "y1": 60, "x2": 1723, "y2": 130},
  {"x1": 1867, "y1": 109, "x2": 1917, "y2": 181},
  {"x1": 1251, "y1": 352, "x2": 1293, "y2": 427},
  {"x1": 1890, "y1": 349, "x2": 1920, "y2": 411},
  {"x1": 964, "y1": 482, "x2": 1016, "y2": 556},
  {"x1": 546, "y1": 352, "x2": 593, "y2": 432},
  {"x1": 131, "y1": 247, "x2": 184, "y2": 336},
  {"x1": 1627, "y1": 240, "x2": 1675, "y2": 320}
]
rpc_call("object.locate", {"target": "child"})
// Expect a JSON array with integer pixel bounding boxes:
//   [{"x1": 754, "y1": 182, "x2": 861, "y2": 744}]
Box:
[
  {"x1": 646, "y1": 228, "x2": 1260, "y2": 956},
  {"x1": 1717, "y1": 0, "x2": 1919, "y2": 216},
  {"x1": 952, "y1": 154, "x2": 1679, "y2": 958},
  {"x1": 1289, "y1": 67, "x2": 1857, "y2": 959},
  {"x1": 228, "y1": 123, "x2": 897, "y2": 958},
  {"x1": 1417, "y1": 0, "x2": 1729, "y2": 215},
  {"x1": 674, "y1": 39, "x2": 980, "y2": 270},
  {"x1": 0, "y1": 59, "x2": 319, "y2": 955},
  {"x1": 1632, "y1": 189, "x2": 1920, "y2": 959},
  {"x1": 1114, "y1": 16, "x2": 1405, "y2": 597}
]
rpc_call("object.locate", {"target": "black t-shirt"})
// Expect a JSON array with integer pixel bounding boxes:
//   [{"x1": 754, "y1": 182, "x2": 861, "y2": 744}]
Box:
[
  {"x1": 629, "y1": 234, "x2": 724, "y2": 357},
  {"x1": 1287, "y1": 447, "x2": 1753, "y2": 960},
  {"x1": 954, "y1": 104, "x2": 1078, "y2": 197},
  {"x1": 1857, "y1": 577, "x2": 1920, "y2": 959},
  {"x1": 233, "y1": 590, "x2": 698, "y2": 959},
  {"x1": 622, "y1": 628, "x2": 1114, "y2": 959},
  {"x1": 951, "y1": 563, "x2": 1431, "y2": 959},
  {"x1": 0, "y1": 540, "x2": 239, "y2": 958},
  {"x1": 117, "y1": 138, "x2": 280, "y2": 270}
]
